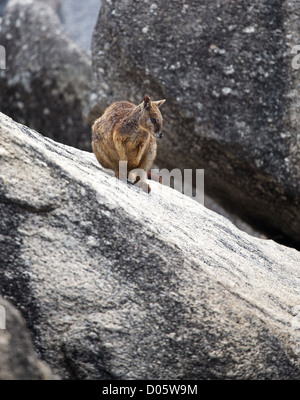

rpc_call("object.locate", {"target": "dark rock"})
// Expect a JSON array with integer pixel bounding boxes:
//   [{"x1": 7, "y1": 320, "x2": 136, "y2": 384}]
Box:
[
  {"x1": 0, "y1": 297, "x2": 57, "y2": 380},
  {"x1": 0, "y1": 0, "x2": 92, "y2": 150},
  {"x1": 1, "y1": 111, "x2": 300, "y2": 379},
  {"x1": 88, "y1": 0, "x2": 300, "y2": 248},
  {"x1": 37, "y1": 0, "x2": 62, "y2": 12}
]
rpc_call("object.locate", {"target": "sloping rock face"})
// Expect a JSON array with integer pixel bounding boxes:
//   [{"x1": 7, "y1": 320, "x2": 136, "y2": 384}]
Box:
[
  {"x1": 88, "y1": 0, "x2": 300, "y2": 248},
  {"x1": 0, "y1": 0, "x2": 92, "y2": 150},
  {"x1": 0, "y1": 111, "x2": 300, "y2": 379},
  {"x1": 0, "y1": 297, "x2": 56, "y2": 380}
]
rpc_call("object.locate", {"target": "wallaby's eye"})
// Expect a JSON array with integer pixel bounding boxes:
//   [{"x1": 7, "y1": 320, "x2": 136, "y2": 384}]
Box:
[{"x1": 150, "y1": 117, "x2": 157, "y2": 124}]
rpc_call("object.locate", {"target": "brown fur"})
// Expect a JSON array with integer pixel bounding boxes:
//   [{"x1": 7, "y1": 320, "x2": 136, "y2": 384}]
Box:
[{"x1": 92, "y1": 94, "x2": 166, "y2": 192}]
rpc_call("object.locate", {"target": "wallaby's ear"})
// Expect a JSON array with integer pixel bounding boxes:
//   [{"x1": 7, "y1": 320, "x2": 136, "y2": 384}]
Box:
[
  {"x1": 154, "y1": 99, "x2": 166, "y2": 108},
  {"x1": 143, "y1": 94, "x2": 151, "y2": 108}
]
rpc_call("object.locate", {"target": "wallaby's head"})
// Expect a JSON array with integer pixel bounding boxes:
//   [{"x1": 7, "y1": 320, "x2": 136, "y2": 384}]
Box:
[{"x1": 139, "y1": 94, "x2": 166, "y2": 138}]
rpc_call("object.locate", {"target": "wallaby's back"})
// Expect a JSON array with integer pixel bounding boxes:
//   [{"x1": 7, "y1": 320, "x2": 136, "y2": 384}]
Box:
[{"x1": 92, "y1": 101, "x2": 135, "y2": 169}]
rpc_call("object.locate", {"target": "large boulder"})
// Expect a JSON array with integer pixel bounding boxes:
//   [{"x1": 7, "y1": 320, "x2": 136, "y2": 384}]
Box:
[
  {"x1": 0, "y1": 0, "x2": 92, "y2": 150},
  {"x1": 1, "y1": 111, "x2": 300, "y2": 379},
  {"x1": 0, "y1": 297, "x2": 56, "y2": 380},
  {"x1": 88, "y1": 0, "x2": 300, "y2": 248}
]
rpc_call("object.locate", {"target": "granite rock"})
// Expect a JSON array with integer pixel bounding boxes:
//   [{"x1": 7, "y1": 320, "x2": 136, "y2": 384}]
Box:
[
  {"x1": 0, "y1": 0, "x2": 92, "y2": 150},
  {"x1": 0, "y1": 297, "x2": 57, "y2": 380},
  {"x1": 1, "y1": 111, "x2": 300, "y2": 379}
]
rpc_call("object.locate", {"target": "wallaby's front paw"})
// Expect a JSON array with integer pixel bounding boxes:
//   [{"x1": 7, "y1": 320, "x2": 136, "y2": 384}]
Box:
[
  {"x1": 131, "y1": 161, "x2": 139, "y2": 169},
  {"x1": 135, "y1": 180, "x2": 151, "y2": 193}
]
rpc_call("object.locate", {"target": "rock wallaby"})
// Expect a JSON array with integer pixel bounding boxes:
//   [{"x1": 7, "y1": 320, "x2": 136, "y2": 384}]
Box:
[{"x1": 92, "y1": 94, "x2": 166, "y2": 192}]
